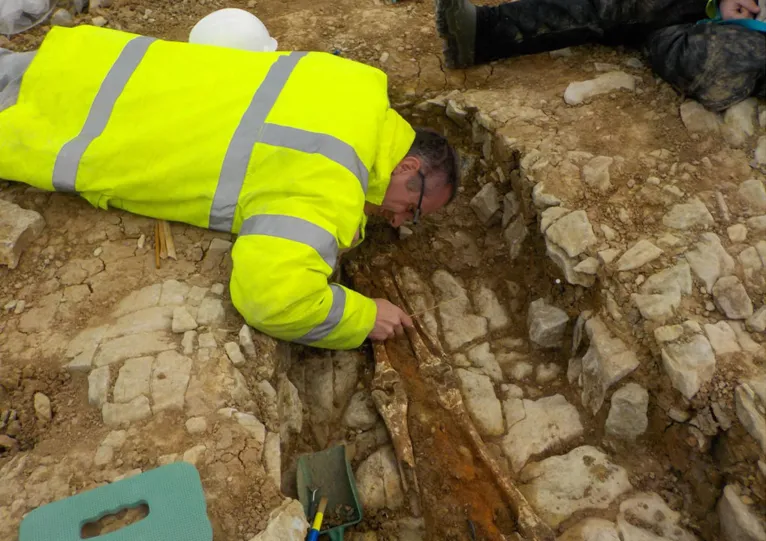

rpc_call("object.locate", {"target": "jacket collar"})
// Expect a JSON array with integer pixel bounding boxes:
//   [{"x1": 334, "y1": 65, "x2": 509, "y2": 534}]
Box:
[{"x1": 365, "y1": 108, "x2": 416, "y2": 206}]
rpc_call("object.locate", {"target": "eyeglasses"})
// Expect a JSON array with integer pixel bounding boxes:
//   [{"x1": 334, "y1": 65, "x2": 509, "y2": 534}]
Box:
[{"x1": 412, "y1": 170, "x2": 425, "y2": 225}]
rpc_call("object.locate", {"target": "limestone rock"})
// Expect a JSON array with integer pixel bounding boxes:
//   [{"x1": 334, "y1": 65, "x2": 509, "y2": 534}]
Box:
[
  {"x1": 472, "y1": 286, "x2": 509, "y2": 331},
  {"x1": 545, "y1": 210, "x2": 597, "y2": 258},
  {"x1": 738, "y1": 179, "x2": 766, "y2": 211},
  {"x1": 467, "y1": 343, "x2": 503, "y2": 382},
  {"x1": 432, "y1": 270, "x2": 488, "y2": 350},
  {"x1": 88, "y1": 366, "x2": 110, "y2": 408},
  {"x1": 224, "y1": 342, "x2": 246, "y2": 367},
  {"x1": 501, "y1": 394, "x2": 584, "y2": 472},
  {"x1": 618, "y1": 492, "x2": 698, "y2": 541},
  {"x1": 528, "y1": 299, "x2": 569, "y2": 348},
  {"x1": 582, "y1": 156, "x2": 613, "y2": 192},
  {"x1": 235, "y1": 412, "x2": 266, "y2": 446},
  {"x1": 250, "y1": 498, "x2": 308, "y2": 541},
  {"x1": 662, "y1": 335, "x2": 716, "y2": 399},
  {"x1": 616, "y1": 240, "x2": 663, "y2": 271},
  {"x1": 93, "y1": 331, "x2": 174, "y2": 367},
  {"x1": 182, "y1": 444, "x2": 207, "y2": 466},
  {"x1": 632, "y1": 292, "x2": 679, "y2": 323},
  {"x1": 113, "y1": 356, "x2": 153, "y2": 403},
  {"x1": 685, "y1": 233, "x2": 736, "y2": 292},
  {"x1": 723, "y1": 99, "x2": 758, "y2": 147},
  {"x1": 103, "y1": 306, "x2": 172, "y2": 339},
  {"x1": 151, "y1": 351, "x2": 192, "y2": 412},
  {"x1": 502, "y1": 191, "x2": 521, "y2": 228},
  {"x1": 748, "y1": 215, "x2": 766, "y2": 231},
  {"x1": 756, "y1": 136, "x2": 766, "y2": 166},
  {"x1": 735, "y1": 381, "x2": 766, "y2": 453},
  {"x1": 704, "y1": 322, "x2": 742, "y2": 355},
  {"x1": 197, "y1": 297, "x2": 225, "y2": 327},
  {"x1": 605, "y1": 383, "x2": 649, "y2": 440},
  {"x1": 182, "y1": 330, "x2": 196, "y2": 355},
  {"x1": 172, "y1": 307, "x2": 198, "y2": 333},
  {"x1": 718, "y1": 485, "x2": 766, "y2": 541},
  {"x1": 662, "y1": 197, "x2": 714, "y2": 230},
  {"x1": 34, "y1": 393, "x2": 52, "y2": 423},
  {"x1": 356, "y1": 446, "x2": 405, "y2": 511},
  {"x1": 680, "y1": 101, "x2": 721, "y2": 133},
  {"x1": 564, "y1": 72, "x2": 636, "y2": 105},
  {"x1": 0, "y1": 196, "x2": 45, "y2": 270},
  {"x1": 713, "y1": 276, "x2": 754, "y2": 319},
  {"x1": 159, "y1": 280, "x2": 190, "y2": 306},
  {"x1": 519, "y1": 445, "x2": 632, "y2": 528},
  {"x1": 580, "y1": 317, "x2": 640, "y2": 414},
  {"x1": 536, "y1": 363, "x2": 560, "y2": 384},
  {"x1": 547, "y1": 241, "x2": 596, "y2": 287},
  {"x1": 558, "y1": 519, "x2": 620, "y2": 541},
  {"x1": 504, "y1": 215, "x2": 529, "y2": 260},
  {"x1": 185, "y1": 417, "x2": 208, "y2": 434},
  {"x1": 574, "y1": 257, "x2": 599, "y2": 275},
  {"x1": 239, "y1": 325, "x2": 257, "y2": 357},
  {"x1": 94, "y1": 445, "x2": 114, "y2": 467},
  {"x1": 470, "y1": 183, "x2": 501, "y2": 224},
  {"x1": 456, "y1": 369, "x2": 504, "y2": 436},
  {"x1": 277, "y1": 375, "x2": 303, "y2": 442},
  {"x1": 263, "y1": 432, "x2": 281, "y2": 488},
  {"x1": 343, "y1": 391, "x2": 379, "y2": 430},
  {"x1": 102, "y1": 396, "x2": 152, "y2": 427},
  {"x1": 747, "y1": 307, "x2": 766, "y2": 333},
  {"x1": 541, "y1": 207, "x2": 571, "y2": 232},
  {"x1": 112, "y1": 284, "x2": 162, "y2": 317},
  {"x1": 728, "y1": 224, "x2": 748, "y2": 243},
  {"x1": 51, "y1": 8, "x2": 74, "y2": 26}
]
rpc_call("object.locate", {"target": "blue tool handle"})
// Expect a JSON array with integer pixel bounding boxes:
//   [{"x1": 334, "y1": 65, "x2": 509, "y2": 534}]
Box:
[{"x1": 307, "y1": 529, "x2": 320, "y2": 541}]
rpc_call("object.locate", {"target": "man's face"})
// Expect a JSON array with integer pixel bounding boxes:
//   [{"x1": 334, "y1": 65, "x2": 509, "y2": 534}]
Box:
[{"x1": 373, "y1": 156, "x2": 453, "y2": 228}]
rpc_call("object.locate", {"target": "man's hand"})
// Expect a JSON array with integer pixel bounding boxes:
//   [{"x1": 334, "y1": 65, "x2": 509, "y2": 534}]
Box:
[
  {"x1": 720, "y1": 0, "x2": 760, "y2": 20},
  {"x1": 369, "y1": 298, "x2": 413, "y2": 341}
]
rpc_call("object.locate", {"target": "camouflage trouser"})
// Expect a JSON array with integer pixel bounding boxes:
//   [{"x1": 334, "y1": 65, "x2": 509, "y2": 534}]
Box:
[{"x1": 474, "y1": 0, "x2": 766, "y2": 111}]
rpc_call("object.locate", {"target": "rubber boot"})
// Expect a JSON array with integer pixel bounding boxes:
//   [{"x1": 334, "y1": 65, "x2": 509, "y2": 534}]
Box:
[{"x1": 435, "y1": 0, "x2": 477, "y2": 68}]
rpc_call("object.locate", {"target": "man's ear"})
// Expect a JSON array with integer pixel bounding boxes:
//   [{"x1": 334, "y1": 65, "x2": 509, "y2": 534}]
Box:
[{"x1": 393, "y1": 156, "x2": 421, "y2": 175}]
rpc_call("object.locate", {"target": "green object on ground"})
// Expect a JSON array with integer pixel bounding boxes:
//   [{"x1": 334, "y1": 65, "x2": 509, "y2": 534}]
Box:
[
  {"x1": 19, "y1": 462, "x2": 213, "y2": 541},
  {"x1": 297, "y1": 445, "x2": 363, "y2": 541}
]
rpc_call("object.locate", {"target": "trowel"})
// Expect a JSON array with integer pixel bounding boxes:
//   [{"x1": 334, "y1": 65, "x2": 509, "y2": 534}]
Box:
[{"x1": 296, "y1": 445, "x2": 363, "y2": 541}]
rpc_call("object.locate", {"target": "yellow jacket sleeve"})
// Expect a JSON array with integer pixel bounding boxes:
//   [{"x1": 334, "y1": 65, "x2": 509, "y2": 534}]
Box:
[{"x1": 229, "y1": 223, "x2": 377, "y2": 350}]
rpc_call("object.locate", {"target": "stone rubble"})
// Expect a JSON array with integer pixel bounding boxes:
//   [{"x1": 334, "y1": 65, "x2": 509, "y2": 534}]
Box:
[
  {"x1": 717, "y1": 485, "x2": 766, "y2": 541},
  {"x1": 713, "y1": 276, "x2": 754, "y2": 319},
  {"x1": 33, "y1": 393, "x2": 52, "y2": 423},
  {"x1": 579, "y1": 317, "x2": 640, "y2": 414},
  {"x1": 735, "y1": 378, "x2": 766, "y2": 454},
  {"x1": 680, "y1": 101, "x2": 721, "y2": 133},
  {"x1": 616, "y1": 240, "x2": 663, "y2": 271},
  {"x1": 527, "y1": 298, "x2": 569, "y2": 348},
  {"x1": 355, "y1": 446, "x2": 405, "y2": 511},
  {"x1": 467, "y1": 343, "x2": 504, "y2": 383},
  {"x1": 520, "y1": 445, "x2": 632, "y2": 527},
  {"x1": 617, "y1": 492, "x2": 698, "y2": 541},
  {"x1": 0, "y1": 199, "x2": 45, "y2": 269},
  {"x1": 738, "y1": 179, "x2": 766, "y2": 211},
  {"x1": 88, "y1": 366, "x2": 110, "y2": 408},
  {"x1": 662, "y1": 197, "x2": 715, "y2": 230},
  {"x1": 605, "y1": 383, "x2": 649, "y2": 440},
  {"x1": 582, "y1": 156, "x2": 614, "y2": 192},
  {"x1": 662, "y1": 333, "x2": 717, "y2": 399},
  {"x1": 469, "y1": 183, "x2": 501, "y2": 224},
  {"x1": 432, "y1": 270, "x2": 488, "y2": 350},
  {"x1": 249, "y1": 499, "x2": 308, "y2": 541},
  {"x1": 113, "y1": 356, "x2": 153, "y2": 403},
  {"x1": 502, "y1": 394, "x2": 584, "y2": 472},
  {"x1": 172, "y1": 306, "x2": 198, "y2": 333},
  {"x1": 564, "y1": 71, "x2": 636, "y2": 105},
  {"x1": 685, "y1": 233, "x2": 736, "y2": 292},
  {"x1": 456, "y1": 369, "x2": 504, "y2": 436}
]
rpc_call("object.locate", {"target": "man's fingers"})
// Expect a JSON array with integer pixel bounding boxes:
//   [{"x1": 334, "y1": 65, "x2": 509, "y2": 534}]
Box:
[
  {"x1": 741, "y1": 0, "x2": 760, "y2": 13},
  {"x1": 401, "y1": 312, "x2": 414, "y2": 328}
]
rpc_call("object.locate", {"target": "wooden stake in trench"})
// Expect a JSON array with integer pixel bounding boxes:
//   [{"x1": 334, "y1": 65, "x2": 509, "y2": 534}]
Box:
[{"x1": 154, "y1": 220, "x2": 177, "y2": 269}]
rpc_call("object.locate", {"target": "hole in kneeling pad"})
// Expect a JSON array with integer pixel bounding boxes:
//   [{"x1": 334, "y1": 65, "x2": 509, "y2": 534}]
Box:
[{"x1": 80, "y1": 502, "x2": 150, "y2": 538}]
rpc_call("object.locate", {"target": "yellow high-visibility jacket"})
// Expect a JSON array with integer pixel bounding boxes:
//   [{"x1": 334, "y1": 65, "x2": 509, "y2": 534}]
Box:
[{"x1": 0, "y1": 26, "x2": 416, "y2": 349}]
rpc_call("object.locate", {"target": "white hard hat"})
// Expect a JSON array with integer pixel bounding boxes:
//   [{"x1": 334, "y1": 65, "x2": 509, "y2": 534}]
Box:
[{"x1": 189, "y1": 8, "x2": 278, "y2": 52}]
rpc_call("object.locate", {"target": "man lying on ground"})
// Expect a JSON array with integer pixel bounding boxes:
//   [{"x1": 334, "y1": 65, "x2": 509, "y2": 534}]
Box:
[{"x1": 0, "y1": 25, "x2": 460, "y2": 350}]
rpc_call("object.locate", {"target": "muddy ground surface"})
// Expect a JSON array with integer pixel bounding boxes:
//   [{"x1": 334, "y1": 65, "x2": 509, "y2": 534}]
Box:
[{"x1": 2, "y1": 0, "x2": 766, "y2": 540}]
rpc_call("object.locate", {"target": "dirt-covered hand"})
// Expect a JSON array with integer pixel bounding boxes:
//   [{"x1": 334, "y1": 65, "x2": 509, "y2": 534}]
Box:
[
  {"x1": 369, "y1": 299, "x2": 414, "y2": 341},
  {"x1": 720, "y1": 0, "x2": 760, "y2": 19}
]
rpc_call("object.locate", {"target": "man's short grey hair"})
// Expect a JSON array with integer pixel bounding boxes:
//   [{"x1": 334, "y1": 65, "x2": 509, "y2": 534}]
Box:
[{"x1": 406, "y1": 128, "x2": 461, "y2": 202}]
